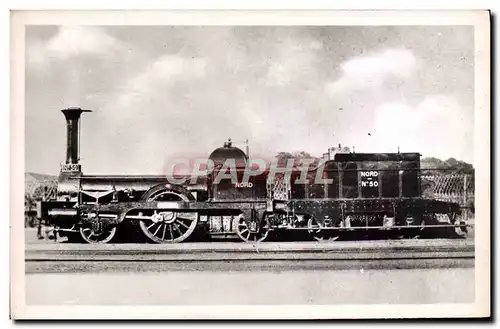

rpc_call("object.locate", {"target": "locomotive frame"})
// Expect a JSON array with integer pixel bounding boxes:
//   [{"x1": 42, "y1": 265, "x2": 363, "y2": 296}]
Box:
[{"x1": 36, "y1": 107, "x2": 471, "y2": 243}]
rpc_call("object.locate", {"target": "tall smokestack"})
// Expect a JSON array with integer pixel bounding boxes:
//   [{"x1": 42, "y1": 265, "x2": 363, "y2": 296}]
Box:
[{"x1": 61, "y1": 107, "x2": 91, "y2": 166}]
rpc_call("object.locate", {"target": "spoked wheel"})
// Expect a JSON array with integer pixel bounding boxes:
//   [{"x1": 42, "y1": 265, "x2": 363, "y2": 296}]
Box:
[
  {"x1": 433, "y1": 213, "x2": 468, "y2": 239},
  {"x1": 307, "y1": 216, "x2": 339, "y2": 242},
  {"x1": 405, "y1": 214, "x2": 424, "y2": 239},
  {"x1": 139, "y1": 188, "x2": 198, "y2": 243},
  {"x1": 79, "y1": 225, "x2": 117, "y2": 244},
  {"x1": 139, "y1": 211, "x2": 198, "y2": 243},
  {"x1": 454, "y1": 225, "x2": 468, "y2": 238},
  {"x1": 453, "y1": 215, "x2": 468, "y2": 239},
  {"x1": 234, "y1": 214, "x2": 270, "y2": 243}
]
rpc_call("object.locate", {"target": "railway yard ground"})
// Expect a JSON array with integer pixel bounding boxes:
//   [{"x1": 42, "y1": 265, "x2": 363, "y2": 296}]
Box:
[{"x1": 22, "y1": 221, "x2": 476, "y2": 306}]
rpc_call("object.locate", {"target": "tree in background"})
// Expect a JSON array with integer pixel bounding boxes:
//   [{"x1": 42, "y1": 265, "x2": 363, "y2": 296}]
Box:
[
  {"x1": 274, "y1": 151, "x2": 320, "y2": 168},
  {"x1": 24, "y1": 193, "x2": 37, "y2": 228},
  {"x1": 421, "y1": 157, "x2": 474, "y2": 176}
]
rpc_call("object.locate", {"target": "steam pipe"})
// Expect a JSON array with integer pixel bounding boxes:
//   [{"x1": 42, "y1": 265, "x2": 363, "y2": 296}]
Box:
[{"x1": 48, "y1": 209, "x2": 78, "y2": 217}]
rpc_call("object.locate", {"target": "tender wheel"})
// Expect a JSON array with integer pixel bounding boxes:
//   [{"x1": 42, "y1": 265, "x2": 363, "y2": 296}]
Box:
[
  {"x1": 453, "y1": 215, "x2": 468, "y2": 239},
  {"x1": 307, "y1": 216, "x2": 339, "y2": 242},
  {"x1": 139, "y1": 187, "x2": 198, "y2": 243},
  {"x1": 79, "y1": 225, "x2": 117, "y2": 244},
  {"x1": 234, "y1": 214, "x2": 270, "y2": 243},
  {"x1": 433, "y1": 213, "x2": 468, "y2": 239},
  {"x1": 405, "y1": 213, "x2": 424, "y2": 239}
]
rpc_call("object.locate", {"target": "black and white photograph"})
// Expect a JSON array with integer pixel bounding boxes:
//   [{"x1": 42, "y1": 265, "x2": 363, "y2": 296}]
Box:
[{"x1": 10, "y1": 10, "x2": 490, "y2": 319}]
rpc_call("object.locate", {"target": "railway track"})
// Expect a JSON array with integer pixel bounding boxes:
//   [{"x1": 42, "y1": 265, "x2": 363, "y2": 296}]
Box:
[{"x1": 25, "y1": 239, "x2": 474, "y2": 273}]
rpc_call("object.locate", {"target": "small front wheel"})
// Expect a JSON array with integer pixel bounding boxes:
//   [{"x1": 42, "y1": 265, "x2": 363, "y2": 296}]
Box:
[{"x1": 79, "y1": 225, "x2": 117, "y2": 244}]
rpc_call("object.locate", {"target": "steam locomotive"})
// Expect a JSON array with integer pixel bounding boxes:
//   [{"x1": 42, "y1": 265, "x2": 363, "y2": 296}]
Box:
[{"x1": 36, "y1": 107, "x2": 469, "y2": 243}]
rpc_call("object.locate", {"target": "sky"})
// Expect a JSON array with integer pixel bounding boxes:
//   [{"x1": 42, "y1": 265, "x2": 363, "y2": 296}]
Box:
[{"x1": 25, "y1": 25, "x2": 475, "y2": 175}]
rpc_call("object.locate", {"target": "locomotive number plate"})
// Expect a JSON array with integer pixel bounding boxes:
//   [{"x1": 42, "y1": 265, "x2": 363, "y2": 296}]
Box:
[
  {"x1": 360, "y1": 171, "x2": 379, "y2": 188},
  {"x1": 61, "y1": 163, "x2": 81, "y2": 172}
]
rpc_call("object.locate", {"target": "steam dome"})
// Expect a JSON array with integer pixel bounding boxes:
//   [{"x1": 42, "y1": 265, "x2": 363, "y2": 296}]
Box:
[{"x1": 209, "y1": 139, "x2": 248, "y2": 168}]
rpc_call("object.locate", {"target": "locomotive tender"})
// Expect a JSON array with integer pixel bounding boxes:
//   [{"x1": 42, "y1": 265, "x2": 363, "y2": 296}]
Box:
[{"x1": 37, "y1": 108, "x2": 469, "y2": 243}]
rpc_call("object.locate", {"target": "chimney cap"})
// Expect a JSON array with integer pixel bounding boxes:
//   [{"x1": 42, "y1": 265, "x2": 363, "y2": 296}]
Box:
[{"x1": 62, "y1": 107, "x2": 92, "y2": 113}]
